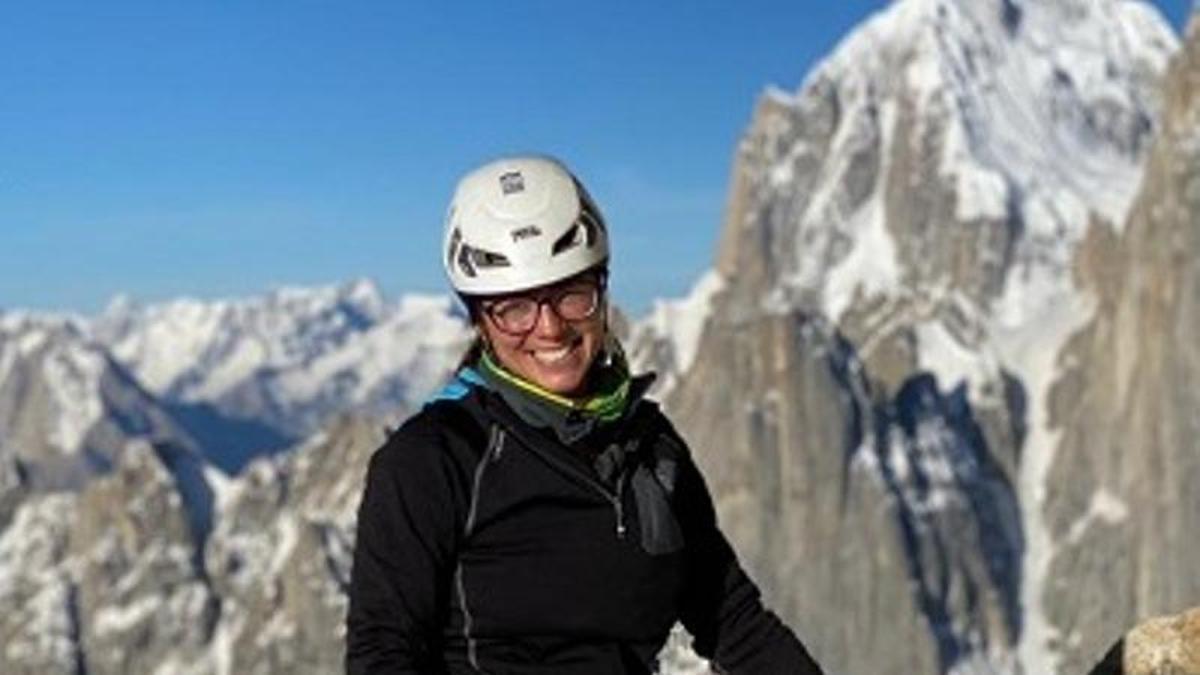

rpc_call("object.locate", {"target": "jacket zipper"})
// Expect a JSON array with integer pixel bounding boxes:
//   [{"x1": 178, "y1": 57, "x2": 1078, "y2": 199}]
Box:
[
  {"x1": 482, "y1": 420, "x2": 633, "y2": 540},
  {"x1": 457, "y1": 424, "x2": 505, "y2": 672},
  {"x1": 612, "y1": 472, "x2": 627, "y2": 539}
]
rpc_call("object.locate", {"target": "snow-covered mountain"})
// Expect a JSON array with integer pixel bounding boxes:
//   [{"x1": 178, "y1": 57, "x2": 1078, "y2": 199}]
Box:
[
  {"x1": 92, "y1": 279, "x2": 471, "y2": 472},
  {"x1": 0, "y1": 317, "x2": 226, "y2": 674},
  {"x1": 0, "y1": 312, "x2": 196, "y2": 490},
  {"x1": 628, "y1": 270, "x2": 725, "y2": 395},
  {"x1": 633, "y1": 0, "x2": 1190, "y2": 673},
  {"x1": 1, "y1": 279, "x2": 469, "y2": 477},
  {"x1": 0, "y1": 438, "x2": 225, "y2": 675}
]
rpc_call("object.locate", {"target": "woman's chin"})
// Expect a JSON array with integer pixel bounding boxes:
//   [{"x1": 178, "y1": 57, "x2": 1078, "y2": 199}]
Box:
[
  {"x1": 519, "y1": 354, "x2": 590, "y2": 396},
  {"x1": 528, "y1": 367, "x2": 587, "y2": 396}
]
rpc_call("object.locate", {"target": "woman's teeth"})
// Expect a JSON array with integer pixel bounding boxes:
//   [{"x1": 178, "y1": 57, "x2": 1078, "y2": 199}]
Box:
[{"x1": 532, "y1": 345, "x2": 572, "y2": 364}]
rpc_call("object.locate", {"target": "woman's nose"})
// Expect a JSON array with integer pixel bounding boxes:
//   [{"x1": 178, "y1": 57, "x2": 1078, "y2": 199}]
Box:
[{"x1": 531, "y1": 302, "x2": 568, "y2": 338}]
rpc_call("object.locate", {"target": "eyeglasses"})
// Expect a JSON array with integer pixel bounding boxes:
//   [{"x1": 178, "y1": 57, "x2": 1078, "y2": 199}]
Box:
[{"x1": 481, "y1": 279, "x2": 602, "y2": 335}]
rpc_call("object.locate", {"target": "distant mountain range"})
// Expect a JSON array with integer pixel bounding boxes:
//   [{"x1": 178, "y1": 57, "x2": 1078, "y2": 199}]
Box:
[{"x1": 0, "y1": 279, "x2": 469, "y2": 475}]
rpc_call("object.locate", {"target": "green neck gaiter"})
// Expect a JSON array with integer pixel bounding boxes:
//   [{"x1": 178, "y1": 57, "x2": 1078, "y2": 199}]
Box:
[{"x1": 478, "y1": 342, "x2": 633, "y2": 444}]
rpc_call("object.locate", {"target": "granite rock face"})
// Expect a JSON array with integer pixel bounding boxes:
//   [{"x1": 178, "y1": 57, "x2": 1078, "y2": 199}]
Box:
[
  {"x1": 644, "y1": 0, "x2": 1187, "y2": 672},
  {"x1": 0, "y1": 315, "x2": 192, "y2": 491},
  {"x1": 0, "y1": 440, "x2": 216, "y2": 675},
  {"x1": 664, "y1": 307, "x2": 1022, "y2": 674},
  {"x1": 0, "y1": 414, "x2": 383, "y2": 675},
  {"x1": 1043, "y1": 14, "x2": 1200, "y2": 674},
  {"x1": 202, "y1": 415, "x2": 381, "y2": 674}
]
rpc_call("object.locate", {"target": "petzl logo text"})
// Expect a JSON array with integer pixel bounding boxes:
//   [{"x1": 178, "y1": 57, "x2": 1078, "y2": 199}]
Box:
[{"x1": 510, "y1": 225, "x2": 542, "y2": 242}]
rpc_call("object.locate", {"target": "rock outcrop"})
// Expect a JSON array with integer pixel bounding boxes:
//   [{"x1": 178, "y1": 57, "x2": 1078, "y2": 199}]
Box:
[
  {"x1": 1089, "y1": 607, "x2": 1200, "y2": 675},
  {"x1": 203, "y1": 414, "x2": 382, "y2": 674},
  {"x1": 0, "y1": 440, "x2": 216, "y2": 675},
  {"x1": 0, "y1": 413, "x2": 384, "y2": 674}
]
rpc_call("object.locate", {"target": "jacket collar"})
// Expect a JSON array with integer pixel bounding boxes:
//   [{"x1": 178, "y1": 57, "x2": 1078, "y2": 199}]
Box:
[{"x1": 476, "y1": 359, "x2": 655, "y2": 447}]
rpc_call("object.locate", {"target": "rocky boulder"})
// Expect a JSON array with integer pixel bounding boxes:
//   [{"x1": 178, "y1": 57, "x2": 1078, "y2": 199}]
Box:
[{"x1": 1089, "y1": 607, "x2": 1200, "y2": 675}]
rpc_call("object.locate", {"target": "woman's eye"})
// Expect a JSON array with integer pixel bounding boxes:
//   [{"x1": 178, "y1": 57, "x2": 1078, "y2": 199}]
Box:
[{"x1": 500, "y1": 301, "x2": 535, "y2": 318}]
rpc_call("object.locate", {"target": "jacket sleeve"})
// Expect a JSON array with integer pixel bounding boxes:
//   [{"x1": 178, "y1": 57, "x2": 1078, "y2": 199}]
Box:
[
  {"x1": 345, "y1": 414, "x2": 468, "y2": 674},
  {"x1": 670, "y1": 431, "x2": 824, "y2": 675}
]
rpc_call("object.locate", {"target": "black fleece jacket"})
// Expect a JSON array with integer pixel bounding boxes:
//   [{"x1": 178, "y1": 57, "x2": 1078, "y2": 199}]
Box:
[{"x1": 345, "y1": 370, "x2": 822, "y2": 674}]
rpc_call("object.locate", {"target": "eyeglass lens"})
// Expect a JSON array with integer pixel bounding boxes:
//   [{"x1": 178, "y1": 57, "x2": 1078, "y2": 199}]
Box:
[{"x1": 489, "y1": 284, "x2": 599, "y2": 333}]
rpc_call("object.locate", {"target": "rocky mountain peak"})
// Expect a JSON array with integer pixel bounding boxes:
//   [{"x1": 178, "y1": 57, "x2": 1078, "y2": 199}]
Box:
[
  {"x1": 0, "y1": 312, "x2": 192, "y2": 490},
  {"x1": 717, "y1": 0, "x2": 1175, "y2": 335},
  {"x1": 651, "y1": 1, "x2": 1189, "y2": 673}
]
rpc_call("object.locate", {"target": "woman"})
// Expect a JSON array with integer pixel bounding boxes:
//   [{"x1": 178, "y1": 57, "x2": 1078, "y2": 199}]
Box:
[{"x1": 346, "y1": 155, "x2": 823, "y2": 674}]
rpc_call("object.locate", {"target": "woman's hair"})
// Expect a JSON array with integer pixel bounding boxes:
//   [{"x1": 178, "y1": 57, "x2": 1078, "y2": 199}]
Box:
[{"x1": 456, "y1": 334, "x2": 485, "y2": 371}]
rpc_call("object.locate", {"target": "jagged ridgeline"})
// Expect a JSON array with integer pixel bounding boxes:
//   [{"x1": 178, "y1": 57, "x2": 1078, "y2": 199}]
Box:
[{"x1": 1, "y1": 1, "x2": 1198, "y2": 674}]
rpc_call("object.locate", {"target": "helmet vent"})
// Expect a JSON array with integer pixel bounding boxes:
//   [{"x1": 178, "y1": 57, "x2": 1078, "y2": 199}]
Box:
[
  {"x1": 472, "y1": 248, "x2": 511, "y2": 268},
  {"x1": 551, "y1": 206, "x2": 603, "y2": 257},
  {"x1": 455, "y1": 243, "x2": 476, "y2": 278},
  {"x1": 463, "y1": 245, "x2": 511, "y2": 274},
  {"x1": 577, "y1": 208, "x2": 601, "y2": 246},
  {"x1": 551, "y1": 223, "x2": 583, "y2": 256},
  {"x1": 449, "y1": 227, "x2": 511, "y2": 278}
]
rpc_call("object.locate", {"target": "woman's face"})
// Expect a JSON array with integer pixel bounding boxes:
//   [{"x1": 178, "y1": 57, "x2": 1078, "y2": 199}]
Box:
[{"x1": 477, "y1": 273, "x2": 606, "y2": 397}]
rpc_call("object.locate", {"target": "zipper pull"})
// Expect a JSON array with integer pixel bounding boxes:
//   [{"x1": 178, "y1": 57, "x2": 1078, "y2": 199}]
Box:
[
  {"x1": 613, "y1": 490, "x2": 626, "y2": 539},
  {"x1": 489, "y1": 427, "x2": 505, "y2": 462}
]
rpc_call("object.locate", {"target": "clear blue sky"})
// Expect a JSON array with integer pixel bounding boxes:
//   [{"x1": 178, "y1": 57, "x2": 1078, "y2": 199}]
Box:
[{"x1": 2, "y1": 1, "x2": 1193, "y2": 316}]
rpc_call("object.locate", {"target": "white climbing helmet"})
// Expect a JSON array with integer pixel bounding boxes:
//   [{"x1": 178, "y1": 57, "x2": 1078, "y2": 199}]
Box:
[{"x1": 442, "y1": 155, "x2": 609, "y2": 296}]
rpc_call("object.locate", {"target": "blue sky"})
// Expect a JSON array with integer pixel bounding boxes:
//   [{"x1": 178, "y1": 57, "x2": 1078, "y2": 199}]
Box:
[{"x1": 2, "y1": 1, "x2": 1193, "y2": 317}]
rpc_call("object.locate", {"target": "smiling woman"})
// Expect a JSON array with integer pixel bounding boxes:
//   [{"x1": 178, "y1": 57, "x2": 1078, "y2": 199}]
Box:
[
  {"x1": 476, "y1": 270, "x2": 607, "y2": 396},
  {"x1": 344, "y1": 155, "x2": 824, "y2": 674},
  {"x1": 443, "y1": 156, "x2": 613, "y2": 399}
]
